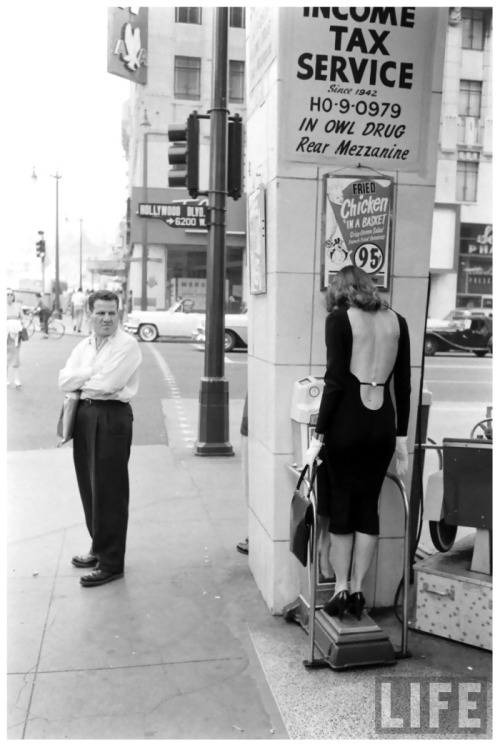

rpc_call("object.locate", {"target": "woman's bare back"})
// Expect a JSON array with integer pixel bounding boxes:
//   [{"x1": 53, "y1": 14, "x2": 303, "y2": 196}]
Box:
[{"x1": 347, "y1": 306, "x2": 400, "y2": 410}]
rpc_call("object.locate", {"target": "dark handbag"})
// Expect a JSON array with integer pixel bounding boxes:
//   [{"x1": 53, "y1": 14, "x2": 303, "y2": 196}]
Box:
[
  {"x1": 20, "y1": 327, "x2": 29, "y2": 342},
  {"x1": 289, "y1": 465, "x2": 316, "y2": 567},
  {"x1": 57, "y1": 391, "x2": 81, "y2": 446}
]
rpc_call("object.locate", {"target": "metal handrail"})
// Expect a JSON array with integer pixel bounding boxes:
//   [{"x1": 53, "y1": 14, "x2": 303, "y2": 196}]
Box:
[
  {"x1": 415, "y1": 440, "x2": 443, "y2": 469},
  {"x1": 385, "y1": 472, "x2": 410, "y2": 658}
]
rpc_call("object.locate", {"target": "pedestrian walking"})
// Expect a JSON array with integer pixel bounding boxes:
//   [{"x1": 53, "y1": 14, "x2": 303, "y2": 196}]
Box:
[
  {"x1": 305, "y1": 265, "x2": 411, "y2": 620},
  {"x1": 58, "y1": 289, "x2": 142, "y2": 587},
  {"x1": 71, "y1": 287, "x2": 86, "y2": 333},
  {"x1": 6, "y1": 289, "x2": 27, "y2": 388},
  {"x1": 35, "y1": 294, "x2": 51, "y2": 338}
]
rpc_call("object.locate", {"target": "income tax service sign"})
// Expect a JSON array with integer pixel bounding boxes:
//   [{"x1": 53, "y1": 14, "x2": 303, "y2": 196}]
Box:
[{"x1": 281, "y1": 7, "x2": 445, "y2": 173}]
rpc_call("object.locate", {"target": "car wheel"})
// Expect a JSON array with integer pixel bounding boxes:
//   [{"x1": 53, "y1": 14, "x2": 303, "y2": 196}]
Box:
[
  {"x1": 474, "y1": 350, "x2": 487, "y2": 357},
  {"x1": 424, "y1": 335, "x2": 438, "y2": 356},
  {"x1": 224, "y1": 330, "x2": 237, "y2": 352},
  {"x1": 429, "y1": 519, "x2": 457, "y2": 553},
  {"x1": 138, "y1": 324, "x2": 158, "y2": 342},
  {"x1": 487, "y1": 336, "x2": 493, "y2": 355}
]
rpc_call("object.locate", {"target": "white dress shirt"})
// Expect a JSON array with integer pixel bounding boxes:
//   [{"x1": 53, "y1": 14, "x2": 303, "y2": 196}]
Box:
[{"x1": 58, "y1": 327, "x2": 142, "y2": 402}]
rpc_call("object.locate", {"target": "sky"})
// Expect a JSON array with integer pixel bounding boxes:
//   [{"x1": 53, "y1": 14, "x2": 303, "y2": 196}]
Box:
[{"x1": 5, "y1": 2, "x2": 131, "y2": 289}]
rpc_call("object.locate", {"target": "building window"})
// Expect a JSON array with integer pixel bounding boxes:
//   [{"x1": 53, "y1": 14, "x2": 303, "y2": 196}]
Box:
[
  {"x1": 229, "y1": 60, "x2": 245, "y2": 103},
  {"x1": 175, "y1": 8, "x2": 202, "y2": 24},
  {"x1": 174, "y1": 56, "x2": 201, "y2": 100},
  {"x1": 229, "y1": 7, "x2": 245, "y2": 28},
  {"x1": 459, "y1": 80, "x2": 482, "y2": 118},
  {"x1": 461, "y1": 8, "x2": 485, "y2": 50},
  {"x1": 456, "y1": 161, "x2": 478, "y2": 202},
  {"x1": 457, "y1": 80, "x2": 482, "y2": 144}
]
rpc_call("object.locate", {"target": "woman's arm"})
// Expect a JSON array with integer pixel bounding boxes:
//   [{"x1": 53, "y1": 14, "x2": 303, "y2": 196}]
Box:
[{"x1": 315, "y1": 309, "x2": 350, "y2": 434}]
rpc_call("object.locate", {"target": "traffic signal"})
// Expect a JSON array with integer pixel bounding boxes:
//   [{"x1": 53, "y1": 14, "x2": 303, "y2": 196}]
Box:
[
  {"x1": 168, "y1": 112, "x2": 200, "y2": 198},
  {"x1": 36, "y1": 232, "x2": 46, "y2": 259},
  {"x1": 227, "y1": 114, "x2": 243, "y2": 200}
]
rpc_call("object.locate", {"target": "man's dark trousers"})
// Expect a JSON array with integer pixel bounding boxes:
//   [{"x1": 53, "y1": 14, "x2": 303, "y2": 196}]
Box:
[{"x1": 73, "y1": 399, "x2": 133, "y2": 573}]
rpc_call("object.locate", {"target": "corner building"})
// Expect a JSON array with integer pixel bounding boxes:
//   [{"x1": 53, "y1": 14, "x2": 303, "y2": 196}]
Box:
[
  {"x1": 118, "y1": 7, "x2": 247, "y2": 310},
  {"x1": 430, "y1": 7, "x2": 493, "y2": 315}
]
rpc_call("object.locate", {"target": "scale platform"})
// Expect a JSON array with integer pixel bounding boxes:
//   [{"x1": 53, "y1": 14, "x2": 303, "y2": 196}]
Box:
[
  {"x1": 284, "y1": 593, "x2": 396, "y2": 670},
  {"x1": 312, "y1": 608, "x2": 396, "y2": 670}
]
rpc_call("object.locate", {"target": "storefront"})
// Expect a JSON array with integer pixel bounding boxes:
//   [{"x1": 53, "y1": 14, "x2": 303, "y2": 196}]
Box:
[
  {"x1": 457, "y1": 223, "x2": 493, "y2": 308},
  {"x1": 127, "y1": 187, "x2": 247, "y2": 310}
]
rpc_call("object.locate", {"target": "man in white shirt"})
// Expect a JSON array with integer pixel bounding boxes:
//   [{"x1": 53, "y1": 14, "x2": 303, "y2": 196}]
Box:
[
  {"x1": 71, "y1": 287, "x2": 86, "y2": 333},
  {"x1": 59, "y1": 290, "x2": 142, "y2": 587}
]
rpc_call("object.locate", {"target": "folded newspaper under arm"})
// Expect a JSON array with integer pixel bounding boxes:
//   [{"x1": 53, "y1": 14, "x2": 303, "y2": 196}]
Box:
[{"x1": 57, "y1": 391, "x2": 81, "y2": 446}]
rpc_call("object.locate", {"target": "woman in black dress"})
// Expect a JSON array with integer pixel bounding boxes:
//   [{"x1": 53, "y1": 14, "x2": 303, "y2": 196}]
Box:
[{"x1": 305, "y1": 266, "x2": 411, "y2": 620}]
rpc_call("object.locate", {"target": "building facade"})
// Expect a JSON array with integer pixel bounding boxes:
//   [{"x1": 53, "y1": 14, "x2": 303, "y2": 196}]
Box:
[
  {"x1": 429, "y1": 7, "x2": 493, "y2": 317},
  {"x1": 111, "y1": 6, "x2": 247, "y2": 311}
]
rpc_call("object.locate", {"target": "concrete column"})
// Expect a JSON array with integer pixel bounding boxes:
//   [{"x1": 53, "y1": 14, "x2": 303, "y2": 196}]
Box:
[{"x1": 245, "y1": 8, "x2": 448, "y2": 613}]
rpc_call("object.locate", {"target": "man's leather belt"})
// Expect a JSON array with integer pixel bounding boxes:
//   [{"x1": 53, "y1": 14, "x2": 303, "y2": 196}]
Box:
[{"x1": 81, "y1": 398, "x2": 127, "y2": 406}]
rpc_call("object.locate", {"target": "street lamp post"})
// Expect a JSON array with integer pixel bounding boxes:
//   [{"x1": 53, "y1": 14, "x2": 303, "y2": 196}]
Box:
[
  {"x1": 140, "y1": 110, "x2": 152, "y2": 311},
  {"x1": 51, "y1": 172, "x2": 63, "y2": 318},
  {"x1": 141, "y1": 129, "x2": 149, "y2": 310},
  {"x1": 79, "y1": 218, "x2": 83, "y2": 288}
]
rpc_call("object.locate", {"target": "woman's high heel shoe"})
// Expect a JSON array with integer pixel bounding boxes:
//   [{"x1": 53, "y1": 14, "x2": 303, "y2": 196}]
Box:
[
  {"x1": 349, "y1": 592, "x2": 366, "y2": 621},
  {"x1": 323, "y1": 590, "x2": 350, "y2": 620}
]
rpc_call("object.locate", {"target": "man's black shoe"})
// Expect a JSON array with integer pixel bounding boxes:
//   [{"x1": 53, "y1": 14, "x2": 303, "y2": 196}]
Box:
[
  {"x1": 80, "y1": 569, "x2": 124, "y2": 587},
  {"x1": 71, "y1": 553, "x2": 98, "y2": 568}
]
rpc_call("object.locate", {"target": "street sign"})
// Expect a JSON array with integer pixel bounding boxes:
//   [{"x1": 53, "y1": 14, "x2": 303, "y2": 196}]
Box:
[{"x1": 138, "y1": 202, "x2": 208, "y2": 228}]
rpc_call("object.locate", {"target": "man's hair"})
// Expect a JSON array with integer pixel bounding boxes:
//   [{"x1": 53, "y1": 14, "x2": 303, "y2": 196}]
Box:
[
  {"x1": 325, "y1": 264, "x2": 388, "y2": 312},
  {"x1": 88, "y1": 290, "x2": 119, "y2": 312}
]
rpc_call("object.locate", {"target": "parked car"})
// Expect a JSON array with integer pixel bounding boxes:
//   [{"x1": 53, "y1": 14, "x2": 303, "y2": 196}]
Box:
[
  {"x1": 427, "y1": 307, "x2": 493, "y2": 332},
  {"x1": 424, "y1": 312, "x2": 493, "y2": 357},
  {"x1": 124, "y1": 299, "x2": 205, "y2": 342},
  {"x1": 192, "y1": 312, "x2": 248, "y2": 352}
]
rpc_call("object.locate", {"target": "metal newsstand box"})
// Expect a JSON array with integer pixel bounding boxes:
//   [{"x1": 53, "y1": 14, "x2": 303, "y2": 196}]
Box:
[{"x1": 411, "y1": 536, "x2": 492, "y2": 651}]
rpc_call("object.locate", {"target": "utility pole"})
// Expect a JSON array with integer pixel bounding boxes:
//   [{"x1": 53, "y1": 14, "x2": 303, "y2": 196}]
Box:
[
  {"x1": 195, "y1": 7, "x2": 233, "y2": 456},
  {"x1": 51, "y1": 172, "x2": 62, "y2": 318}
]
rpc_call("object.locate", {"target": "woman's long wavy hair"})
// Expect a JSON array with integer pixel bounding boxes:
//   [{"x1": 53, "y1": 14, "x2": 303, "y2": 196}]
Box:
[{"x1": 325, "y1": 265, "x2": 388, "y2": 312}]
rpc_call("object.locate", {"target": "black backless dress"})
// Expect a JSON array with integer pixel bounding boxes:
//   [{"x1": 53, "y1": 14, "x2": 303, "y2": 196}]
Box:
[{"x1": 315, "y1": 307, "x2": 411, "y2": 536}]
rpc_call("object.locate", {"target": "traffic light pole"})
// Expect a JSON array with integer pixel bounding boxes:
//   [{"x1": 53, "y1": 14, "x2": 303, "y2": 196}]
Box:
[
  {"x1": 141, "y1": 132, "x2": 149, "y2": 310},
  {"x1": 195, "y1": 6, "x2": 234, "y2": 457}
]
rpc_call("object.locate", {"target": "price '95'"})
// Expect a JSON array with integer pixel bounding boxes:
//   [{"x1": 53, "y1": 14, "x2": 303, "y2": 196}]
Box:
[{"x1": 339, "y1": 100, "x2": 401, "y2": 118}]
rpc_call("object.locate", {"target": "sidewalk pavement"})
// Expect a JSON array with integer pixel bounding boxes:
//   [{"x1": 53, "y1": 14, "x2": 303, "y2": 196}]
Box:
[{"x1": 7, "y1": 367, "x2": 493, "y2": 739}]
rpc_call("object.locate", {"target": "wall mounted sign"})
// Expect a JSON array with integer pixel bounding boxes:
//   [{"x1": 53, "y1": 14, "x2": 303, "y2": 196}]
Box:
[
  {"x1": 281, "y1": 7, "x2": 446, "y2": 173},
  {"x1": 138, "y1": 202, "x2": 208, "y2": 229},
  {"x1": 107, "y1": 7, "x2": 148, "y2": 84},
  {"x1": 248, "y1": 185, "x2": 267, "y2": 294},
  {"x1": 321, "y1": 174, "x2": 393, "y2": 290}
]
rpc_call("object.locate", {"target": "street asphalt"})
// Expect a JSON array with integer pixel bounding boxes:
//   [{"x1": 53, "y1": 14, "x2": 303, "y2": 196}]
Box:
[{"x1": 6, "y1": 321, "x2": 493, "y2": 739}]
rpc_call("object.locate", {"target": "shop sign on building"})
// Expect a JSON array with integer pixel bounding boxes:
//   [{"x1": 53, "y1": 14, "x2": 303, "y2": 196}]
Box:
[
  {"x1": 322, "y1": 174, "x2": 393, "y2": 290},
  {"x1": 281, "y1": 7, "x2": 446, "y2": 173},
  {"x1": 248, "y1": 186, "x2": 267, "y2": 294},
  {"x1": 107, "y1": 7, "x2": 148, "y2": 84},
  {"x1": 462, "y1": 224, "x2": 493, "y2": 256}
]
